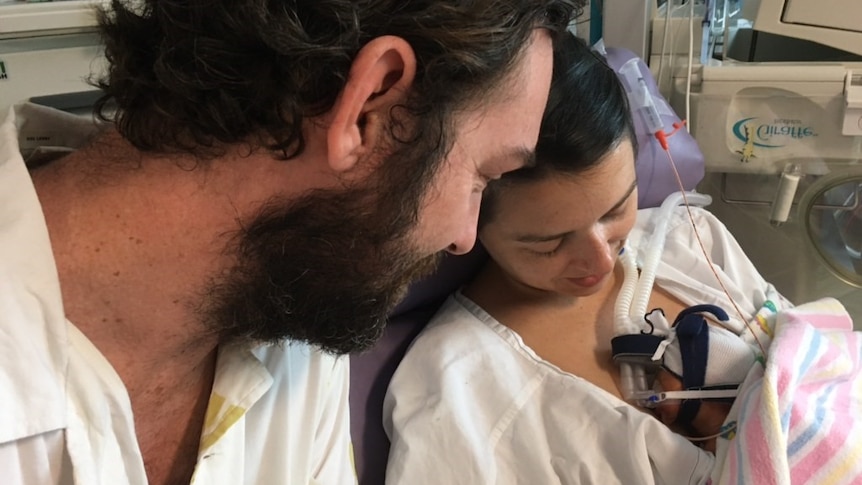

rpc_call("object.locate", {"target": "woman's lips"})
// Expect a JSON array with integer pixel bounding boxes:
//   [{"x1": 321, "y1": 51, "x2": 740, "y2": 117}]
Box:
[{"x1": 567, "y1": 274, "x2": 604, "y2": 288}]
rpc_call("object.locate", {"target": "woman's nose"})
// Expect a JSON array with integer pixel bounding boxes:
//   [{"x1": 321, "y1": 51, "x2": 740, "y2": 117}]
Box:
[{"x1": 582, "y1": 228, "x2": 617, "y2": 273}]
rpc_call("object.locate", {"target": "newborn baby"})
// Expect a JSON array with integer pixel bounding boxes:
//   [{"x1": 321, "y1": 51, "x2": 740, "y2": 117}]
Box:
[{"x1": 648, "y1": 303, "x2": 774, "y2": 452}]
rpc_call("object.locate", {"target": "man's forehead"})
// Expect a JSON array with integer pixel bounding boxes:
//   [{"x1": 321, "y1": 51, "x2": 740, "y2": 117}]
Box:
[{"x1": 473, "y1": 145, "x2": 536, "y2": 176}]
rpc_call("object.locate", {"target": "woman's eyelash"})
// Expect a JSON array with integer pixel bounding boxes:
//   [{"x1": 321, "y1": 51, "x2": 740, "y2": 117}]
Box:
[
  {"x1": 530, "y1": 242, "x2": 562, "y2": 257},
  {"x1": 533, "y1": 248, "x2": 560, "y2": 257}
]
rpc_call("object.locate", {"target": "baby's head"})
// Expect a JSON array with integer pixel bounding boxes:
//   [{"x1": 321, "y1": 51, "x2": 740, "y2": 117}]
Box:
[{"x1": 654, "y1": 305, "x2": 756, "y2": 451}]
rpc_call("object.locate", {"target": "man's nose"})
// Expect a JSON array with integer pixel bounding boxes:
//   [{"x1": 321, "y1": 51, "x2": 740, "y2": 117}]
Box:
[
  {"x1": 445, "y1": 224, "x2": 477, "y2": 255},
  {"x1": 444, "y1": 198, "x2": 480, "y2": 256}
]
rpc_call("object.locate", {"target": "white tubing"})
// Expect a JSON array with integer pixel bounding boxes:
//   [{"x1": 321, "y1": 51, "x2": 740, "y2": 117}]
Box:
[
  {"x1": 613, "y1": 191, "x2": 712, "y2": 402},
  {"x1": 614, "y1": 242, "x2": 640, "y2": 335},
  {"x1": 630, "y1": 191, "x2": 712, "y2": 319}
]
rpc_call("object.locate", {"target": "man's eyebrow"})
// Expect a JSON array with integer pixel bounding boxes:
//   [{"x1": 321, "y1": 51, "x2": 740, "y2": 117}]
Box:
[{"x1": 513, "y1": 178, "x2": 639, "y2": 244}]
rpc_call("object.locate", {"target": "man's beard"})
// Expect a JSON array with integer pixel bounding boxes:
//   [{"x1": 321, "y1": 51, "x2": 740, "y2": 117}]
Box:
[{"x1": 198, "y1": 156, "x2": 443, "y2": 354}]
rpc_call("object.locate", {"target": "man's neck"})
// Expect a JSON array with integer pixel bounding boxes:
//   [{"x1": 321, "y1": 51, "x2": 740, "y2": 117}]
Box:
[
  {"x1": 29, "y1": 127, "x2": 336, "y2": 385},
  {"x1": 30, "y1": 134, "x2": 236, "y2": 387}
]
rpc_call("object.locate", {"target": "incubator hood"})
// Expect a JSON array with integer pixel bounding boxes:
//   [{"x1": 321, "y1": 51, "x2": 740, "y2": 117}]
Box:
[{"x1": 0, "y1": 0, "x2": 108, "y2": 116}]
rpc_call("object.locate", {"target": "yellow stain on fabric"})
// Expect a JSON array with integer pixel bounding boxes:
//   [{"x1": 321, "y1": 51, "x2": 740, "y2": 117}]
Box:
[
  {"x1": 349, "y1": 440, "x2": 359, "y2": 479},
  {"x1": 199, "y1": 393, "x2": 247, "y2": 451}
]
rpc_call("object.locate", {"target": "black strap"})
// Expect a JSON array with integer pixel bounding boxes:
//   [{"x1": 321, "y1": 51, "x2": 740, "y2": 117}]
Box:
[{"x1": 611, "y1": 334, "x2": 665, "y2": 364}]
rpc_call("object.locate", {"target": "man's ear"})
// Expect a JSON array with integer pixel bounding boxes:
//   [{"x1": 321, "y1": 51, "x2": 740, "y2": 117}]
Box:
[{"x1": 327, "y1": 36, "x2": 416, "y2": 172}]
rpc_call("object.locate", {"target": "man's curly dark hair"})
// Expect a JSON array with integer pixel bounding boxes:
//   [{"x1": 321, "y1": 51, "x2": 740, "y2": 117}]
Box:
[{"x1": 93, "y1": 0, "x2": 584, "y2": 161}]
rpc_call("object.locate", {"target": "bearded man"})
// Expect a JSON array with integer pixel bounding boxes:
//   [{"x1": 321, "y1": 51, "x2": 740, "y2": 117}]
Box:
[{"x1": 0, "y1": 0, "x2": 582, "y2": 483}]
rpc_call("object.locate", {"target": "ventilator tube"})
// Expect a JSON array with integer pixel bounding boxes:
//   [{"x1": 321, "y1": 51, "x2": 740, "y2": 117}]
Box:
[
  {"x1": 631, "y1": 191, "x2": 713, "y2": 319},
  {"x1": 614, "y1": 191, "x2": 713, "y2": 401}
]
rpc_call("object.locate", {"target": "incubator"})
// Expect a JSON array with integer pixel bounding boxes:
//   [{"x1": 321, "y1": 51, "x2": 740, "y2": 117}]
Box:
[{"x1": 646, "y1": 0, "x2": 862, "y2": 327}]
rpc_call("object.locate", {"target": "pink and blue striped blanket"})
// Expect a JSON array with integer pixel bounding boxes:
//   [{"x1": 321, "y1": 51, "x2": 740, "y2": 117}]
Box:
[{"x1": 711, "y1": 298, "x2": 862, "y2": 484}]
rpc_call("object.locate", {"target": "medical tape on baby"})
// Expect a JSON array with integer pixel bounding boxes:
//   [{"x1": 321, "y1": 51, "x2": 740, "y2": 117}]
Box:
[{"x1": 651, "y1": 330, "x2": 676, "y2": 362}]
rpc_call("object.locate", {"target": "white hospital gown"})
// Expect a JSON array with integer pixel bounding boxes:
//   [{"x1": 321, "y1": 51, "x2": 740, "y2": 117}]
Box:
[
  {"x1": 0, "y1": 104, "x2": 357, "y2": 484},
  {"x1": 384, "y1": 205, "x2": 791, "y2": 485}
]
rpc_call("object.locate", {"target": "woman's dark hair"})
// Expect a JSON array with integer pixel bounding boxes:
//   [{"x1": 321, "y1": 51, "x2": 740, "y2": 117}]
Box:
[
  {"x1": 93, "y1": 0, "x2": 583, "y2": 161},
  {"x1": 478, "y1": 33, "x2": 636, "y2": 228}
]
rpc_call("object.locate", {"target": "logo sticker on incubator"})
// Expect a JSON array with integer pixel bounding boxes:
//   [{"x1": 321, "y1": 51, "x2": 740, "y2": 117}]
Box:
[
  {"x1": 0, "y1": 61, "x2": 7, "y2": 81},
  {"x1": 731, "y1": 117, "x2": 818, "y2": 164},
  {"x1": 732, "y1": 117, "x2": 817, "y2": 148}
]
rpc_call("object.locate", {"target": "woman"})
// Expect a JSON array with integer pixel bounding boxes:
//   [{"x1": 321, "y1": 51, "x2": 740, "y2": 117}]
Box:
[{"x1": 384, "y1": 33, "x2": 789, "y2": 484}]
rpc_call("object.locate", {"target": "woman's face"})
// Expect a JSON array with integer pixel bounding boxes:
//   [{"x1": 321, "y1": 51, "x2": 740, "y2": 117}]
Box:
[{"x1": 478, "y1": 139, "x2": 637, "y2": 298}]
